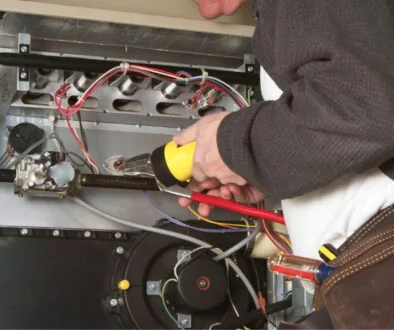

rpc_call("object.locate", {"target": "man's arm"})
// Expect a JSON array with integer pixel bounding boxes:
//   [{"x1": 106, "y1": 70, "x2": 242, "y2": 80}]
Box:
[{"x1": 217, "y1": 0, "x2": 394, "y2": 199}]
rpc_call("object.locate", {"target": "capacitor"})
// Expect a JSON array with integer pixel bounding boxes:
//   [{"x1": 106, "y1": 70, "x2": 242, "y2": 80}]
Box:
[{"x1": 268, "y1": 252, "x2": 335, "y2": 284}]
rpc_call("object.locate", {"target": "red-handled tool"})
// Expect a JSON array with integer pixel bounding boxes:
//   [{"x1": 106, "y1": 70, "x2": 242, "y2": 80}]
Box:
[
  {"x1": 109, "y1": 141, "x2": 286, "y2": 225},
  {"x1": 191, "y1": 192, "x2": 285, "y2": 225}
]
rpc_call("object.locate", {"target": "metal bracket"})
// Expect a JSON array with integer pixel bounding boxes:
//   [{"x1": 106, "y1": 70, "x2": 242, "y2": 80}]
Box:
[
  {"x1": 17, "y1": 33, "x2": 31, "y2": 91},
  {"x1": 244, "y1": 53, "x2": 256, "y2": 74},
  {"x1": 146, "y1": 280, "x2": 161, "y2": 296},
  {"x1": 177, "y1": 249, "x2": 191, "y2": 262},
  {"x1": 177, "y1": 313, "x2": 192, "y2": 329}
]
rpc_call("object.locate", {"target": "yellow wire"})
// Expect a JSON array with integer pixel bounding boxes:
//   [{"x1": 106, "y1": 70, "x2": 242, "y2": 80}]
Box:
[
  {"x1": 188, "y1": 207, "x2": 257, "y2": 228},
  {"x1": 277, "y1": 233, "x2": 292, "y2": 247}
]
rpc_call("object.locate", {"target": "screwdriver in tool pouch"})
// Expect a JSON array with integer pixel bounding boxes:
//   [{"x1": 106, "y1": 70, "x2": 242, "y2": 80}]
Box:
[{"x1": 268, "y1": 252, "x2": 336, "y2": 284}]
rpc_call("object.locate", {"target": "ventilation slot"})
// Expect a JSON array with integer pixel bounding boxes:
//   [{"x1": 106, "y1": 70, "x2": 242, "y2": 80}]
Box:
[
  {"x1": 157, "y1": 103, "x2": 189, "y2": 116},
  {"x1": 113, "y1": 100, "x2": 143, "y2": 112},
  {"x1": 68, "y1": 96, "x2": 99, "y2": 109},
  {"x1": 22, "y1": 93, "x2": 53, "y2": 106}
]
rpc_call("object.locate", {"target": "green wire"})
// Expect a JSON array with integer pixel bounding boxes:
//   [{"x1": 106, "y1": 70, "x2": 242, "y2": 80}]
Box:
[
  {"x1": 284, "y1": 291, "x2": 293, "y2": 300},
  {"x1": 246, "y1": 87, "x2": 253, "y2": 105},
  {"x1": 161, "y1": 278, "x2": 185, "y2": 330}
]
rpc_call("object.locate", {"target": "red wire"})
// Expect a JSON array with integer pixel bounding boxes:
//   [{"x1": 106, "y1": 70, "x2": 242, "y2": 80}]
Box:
[
  {"x1": 131, "y1": 65, "x2": 179, "y2": 78},
  {"x1": 193, "y1": 83, "x2": 206, "y2": 108},
  {"x1": 262, "y1": 220, "x2": 290, "y2": 253},
  {"x1": 270, "y1": 265, "x2": 317, "y2": 283},
  {"x1": 190, "y1": 192, "x2": 285, "y2": 225}
]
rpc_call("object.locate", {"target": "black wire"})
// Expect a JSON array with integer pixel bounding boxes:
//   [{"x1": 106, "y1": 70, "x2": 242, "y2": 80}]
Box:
[
  {"x1": 266, "y1": 316, "x2": 279, "y2": 329},
  {"x1": 250, "y1": 257, "x2": 262, "y2": 294},
  {"x1": 77, "y1": 111, "x2": 89, "y2": 152},
  {"x1": 65, "y1": 152, "x2": 95, "y2": 174}
]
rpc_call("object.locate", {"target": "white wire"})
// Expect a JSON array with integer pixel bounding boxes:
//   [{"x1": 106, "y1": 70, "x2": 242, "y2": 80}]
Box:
[
  {"x1": 208, "y1": 76, "x2": 249, "y2": 107},
  {"x1": 214, "y1": 219, "x2": 261, "y2": 262},
  {"x1": 6, "y1": 136, "x2": 48, "y2": 168},
  {"x1": 70, "y1": 65, "x2": 249, "y2": 117},
  {"x1": 129, "y1": 65, "x2": 179, "y2": 80},
  {"x1": 173, "y1": 246, "x2": 208, "y2": 280},
  {"x1": 209, "y1": 322, "x2": 222, "y2": 330},
  {"x1": 225, "y1": 259, "x2": 241, "y2": 318},
  {"x1": 71, "y1": 197, "x2": 259, "y2": 309}
]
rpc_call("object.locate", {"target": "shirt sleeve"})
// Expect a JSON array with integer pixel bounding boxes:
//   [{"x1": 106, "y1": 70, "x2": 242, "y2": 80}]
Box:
[{"x1": 217, "y1": 0, "x2": 394, "y2": 199}]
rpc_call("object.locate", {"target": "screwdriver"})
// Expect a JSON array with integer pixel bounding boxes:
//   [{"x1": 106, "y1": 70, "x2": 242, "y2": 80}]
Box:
[
  {"x1": 268, "y1": 252, "x2": 335, "y2": 284},
  {"x1": 123, "y1": 141, "x2": 286, "y2": 225}
]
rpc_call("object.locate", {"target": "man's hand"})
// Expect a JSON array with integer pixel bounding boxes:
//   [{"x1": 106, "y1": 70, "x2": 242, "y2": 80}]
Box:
[
  {"x1": 173, "y1": 112, "x2": 245, "y2": 185},
  {"x1": 194, "y1": 0, "x2": 249, "y2": 19},
  {"x1": 173, "y1": 112, "x2": 264, "y2": 216},
  {"x1": 179, "y1": 178, "x2": 264, "y2": 216}
]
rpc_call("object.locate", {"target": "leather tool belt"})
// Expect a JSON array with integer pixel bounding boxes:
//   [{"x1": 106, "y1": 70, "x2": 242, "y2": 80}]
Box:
[{"x1": 281, "y1": 204, "x2": 394, "y2": 329}]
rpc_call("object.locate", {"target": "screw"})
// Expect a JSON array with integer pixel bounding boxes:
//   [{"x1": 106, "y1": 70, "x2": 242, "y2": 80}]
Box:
[
  {"x1": 116, "y1": 246, "x2": 124, "y2": 255},
  {"x1": 52, "y1": 230, "x2": 60, "y2": 237},
  {"x1": 181, "y1": 319, "x2": 189, "y2": 327},
  {"x1": 109, "y1": 298, "x2": 118, "y2": 307},
  {"x1": 199, "y1": 279, "x2": 208, "y2": 289},
  {"x1": 247, "y1": 66, "x2": 254, "y2": 72},
  {"x1": 103, "y1": 109, "x2": 108, "y2": 114},
  {"x1": 148, "y1": 283, "x2": 156, "y2": 291},
  {"x1": 20, "y1": 228, "x2": 28, "y2": 236},
  {"x1": 18, "y1": 193, "x2": 24, "y2": 198},
  {"x1": 84, "y1": 231, "x2": 91, "y2": 238},
  {"x1": 20, "y1": 72, "x2": 28, "y2": 79},
  {"x1": 20, "y1": 45, "x2": 28, "y2": 53},
  {"x1": 114, "y1": 232, "x2": 122, "y2": 239},
  {"x1": 28, "y1": 181, "x2": 34, "y2": 187}
]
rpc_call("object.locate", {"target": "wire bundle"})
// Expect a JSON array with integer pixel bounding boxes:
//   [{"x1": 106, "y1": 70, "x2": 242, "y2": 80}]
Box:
[
  {"x1": 54, "y1": 63, "x2": 249, "y2": 174},
  {"x1": 188, "y1": 205, "x2": 292, "y2": 253},
  {"x1": 55, "y1": 63, "x2": 249, "y2": 115}
]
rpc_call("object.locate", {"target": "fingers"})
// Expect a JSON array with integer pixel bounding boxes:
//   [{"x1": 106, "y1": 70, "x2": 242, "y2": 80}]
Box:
[
  {"x1": 178, "y1": 178, "x2": 221, "y2": 209},
  {"x1": 228, "y1": 183, "x2": 244, "y2": 198},
  {"x1": 173, "y1": 122, "x2": 199, "y2": 146},
  {"x1": 194, "y1": 0, "x2": 222, "y2": 19},
  {"x1": 220, "y1": 175, "x2": 247, "y2": 186},
  {"x1": 220, "y1": 185, "x2": 233, "y2": 199},
  {"x1": 198, "y1": 188, "x2": 220, "y2": 216},
  {"x1": 191, "y1": 165, "x2": 207, "y2": 183},
  {"x1": 178, "y1": 197, "x2": 192, "y2": 208}
]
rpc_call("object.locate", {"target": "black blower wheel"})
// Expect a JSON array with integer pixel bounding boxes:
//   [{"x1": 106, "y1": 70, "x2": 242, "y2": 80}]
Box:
[{"x1": 109, "y1": 221, "x2": 266, "y2": 329}]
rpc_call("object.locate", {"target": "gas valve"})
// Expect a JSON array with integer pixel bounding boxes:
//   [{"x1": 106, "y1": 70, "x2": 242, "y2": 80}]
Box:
[{"x1": 14, "y1": 151, "x2": 75, "y2": 198}]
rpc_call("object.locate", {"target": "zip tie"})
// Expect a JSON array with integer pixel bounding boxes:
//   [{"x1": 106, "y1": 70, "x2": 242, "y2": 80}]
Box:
[
  {"x1": 200, "y1": 68, "x2": 208, "y2": 85},
  {"x1": 109, "y1": 62, "x2": 129, "y2": 87},
  {"x1": 121, "y1": 62, "x2": 130, "y2": 73}
]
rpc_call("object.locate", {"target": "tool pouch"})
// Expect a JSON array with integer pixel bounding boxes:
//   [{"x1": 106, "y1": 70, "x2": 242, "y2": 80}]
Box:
[{"x1": 313, "y1": 204, "x2": 394, "y2": 328}]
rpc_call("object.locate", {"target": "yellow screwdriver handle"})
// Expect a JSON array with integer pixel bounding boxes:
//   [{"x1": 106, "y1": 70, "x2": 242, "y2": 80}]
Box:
[{"x1": 164, "y1": 141, "x2": 196, "y2": 183}]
